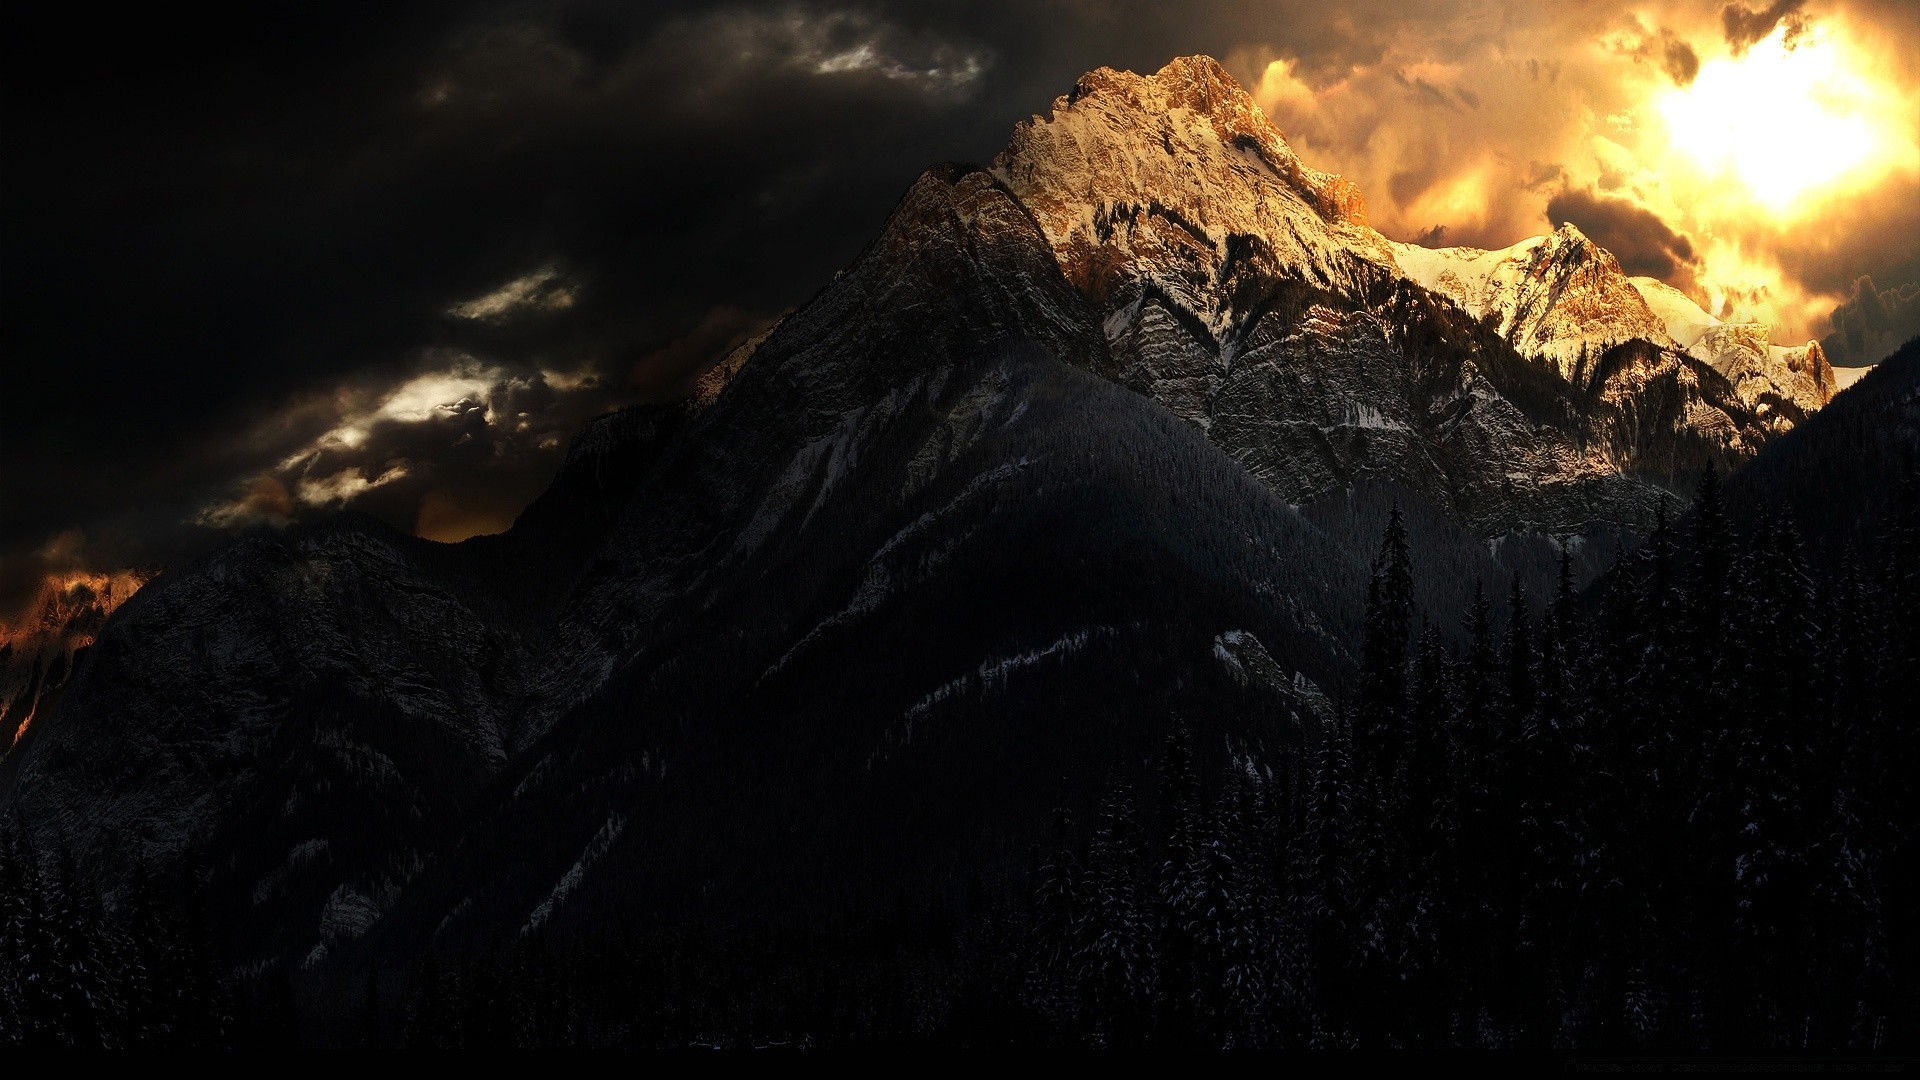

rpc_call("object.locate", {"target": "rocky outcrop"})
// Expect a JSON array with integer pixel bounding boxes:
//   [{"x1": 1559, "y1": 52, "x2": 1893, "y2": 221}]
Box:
[
  {"x1": 990, "y1": 57, "x2": 1777, "y2": 533},
  {"x1": 0, "y1": 570, "x2": 151, "y2": 751}
]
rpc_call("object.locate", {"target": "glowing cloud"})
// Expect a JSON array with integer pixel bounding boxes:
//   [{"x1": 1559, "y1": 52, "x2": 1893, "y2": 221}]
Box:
[
  {"x1": 448, "y1": 265, "x2": 577, "y2": 321},
  {"x1": 1654, "y1": 24, "x2": 1917, "y2": 218},
  {"x1": 191, "y1": 353, "x2": 610, "y2": 541},
  {"x1": 292, "y1": 357, "x2": 510, "y2": 461},
  {"x1": 1241, "y1": 5, "x2": 1920, "y2": 344}
]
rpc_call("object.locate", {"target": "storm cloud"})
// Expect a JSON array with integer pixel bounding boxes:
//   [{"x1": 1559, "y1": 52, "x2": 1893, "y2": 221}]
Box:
[
  {"x1": 1723, "y1": 0, "x2": 1810, "y2": 54},
  {"x1": 1822, "y1": 276, "x2": 1920, "y2": 364},
  {"x1": 1547, "y1": 188, "x2": 1702, "y2": 287}
]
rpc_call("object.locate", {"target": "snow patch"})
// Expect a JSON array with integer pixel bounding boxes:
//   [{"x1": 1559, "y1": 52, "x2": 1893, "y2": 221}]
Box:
[
  {"x1": 522, "y1": 812, "x2": 627, "y2": 936},
  {"x1": 1833, "y1": 365, "x2": 1871, "y2": 391}
]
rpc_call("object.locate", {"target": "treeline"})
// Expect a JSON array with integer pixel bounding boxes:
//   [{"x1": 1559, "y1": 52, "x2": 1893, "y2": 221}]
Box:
[
  {"x1": 1015, "y1": 466, "x2": 1918, "y2": 1048},
  {"x1": 0, "y1": 818, "x2": 238, "y2": 1048}
]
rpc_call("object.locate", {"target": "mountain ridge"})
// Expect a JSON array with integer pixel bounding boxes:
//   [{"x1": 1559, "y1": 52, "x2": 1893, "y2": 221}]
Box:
[{"x1": 0, "y1": 56, "x2": 1886, "y2": 998}]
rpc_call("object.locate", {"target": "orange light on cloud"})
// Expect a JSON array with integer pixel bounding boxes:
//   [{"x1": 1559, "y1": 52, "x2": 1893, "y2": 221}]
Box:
[
  {"x1": 1240, "y1": 8, "x2": 1920, "y2": 344},
  {"x1": 1653, "y1": 24, "x2": 1919, "y2": 220}
]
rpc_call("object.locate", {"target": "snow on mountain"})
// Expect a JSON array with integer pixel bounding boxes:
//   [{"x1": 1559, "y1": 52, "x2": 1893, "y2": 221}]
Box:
[
  {"x1": 1833, "y1": 366, "x2": 1872, "y2": 391},
  {"x1": 993, "y1": 55, "x2": 1390, "y2": 331},
  {"x1": 1390, "y1": 226, "x2": 1670, "y2": 382},
  {"x1": 1627, "y1": 276, "x2": 1835, "y2": 420},
  {"x1": 988, "y1": 56, "x2": 1785, "y2": 532},
  {"x1": 1630, "y1": 276, "x2": 1719, "y2": 349},
  {"x1": 997, "y1": 55, "x2": 1834, "y2": 452},
  {"x1": 1385, "y1": 219, "x2": 1837, "y2": 426}
]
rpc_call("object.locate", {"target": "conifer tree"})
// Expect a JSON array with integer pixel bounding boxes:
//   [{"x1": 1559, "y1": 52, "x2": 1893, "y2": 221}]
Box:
[
  {"x1": 1156, "y1": 719, "x2": 1207, "y2": 1042},
  {"x1": 1453, "y1": 581, "x2": 1515, "y2": 1026},
  {"x1": 1302, "y1": 713, "x2": 1356, "y2": 1043},
  {"x1": 1400, "y1": 621, "x2": 1456, "y2": 1043},
  {"x1": 1358, "y1": 504, "x2": 1416, "y2": 747},
  {"x1": 1081, "y1": 774, "x2": 1151, "y2": 1046},
  {"x1": 0, "y1": 817, "x2": 25, "y2": 1046},
  {"x1": 1026, "y1": 798, "x2": 1083, "y2": 1031},
  {"x1": 0, "y1": 814, "x2": 57, "y2": 1047},
  {"x1": 43, "y1": 846, "x2": 106, "y2": 1048},
  {"x1": 1720, "y1": 507, "x2": 1817, "y2": 1042}
]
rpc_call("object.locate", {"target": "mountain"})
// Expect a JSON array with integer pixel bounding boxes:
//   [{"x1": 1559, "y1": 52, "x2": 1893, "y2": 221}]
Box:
[
  {"x1": 991, "y1": 56, "x2": 1815, "y2": 528},
  {"x1": 1388, "y1": 228, "x2": 1835, "y2": 427},
  {"x1": 1389, "y1": 225, "x2": 1668, "y2": 377},
  {"x1": 0, "y1": 57, "x2": 1858, "y2": 997},
  {"x1": 5, "y1": 164, "x2": 1359, "y2": 974},
  {"x1": 1719, "y1": 335, "x2": 1920, "y2": 563},
  {"x1": 0, "y1": 570, "x2": 151, "y2": 751}
]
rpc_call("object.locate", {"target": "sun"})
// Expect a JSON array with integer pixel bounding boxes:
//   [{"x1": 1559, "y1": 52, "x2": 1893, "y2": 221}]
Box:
[{"x1": 1655, "y1": 24, "x2": 1915, "y2": 218}]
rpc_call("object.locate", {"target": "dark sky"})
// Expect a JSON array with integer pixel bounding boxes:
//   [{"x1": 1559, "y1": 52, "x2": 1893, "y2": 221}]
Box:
[{"x1": 5, "y1": 1, "x2": 1918, "y2": 619}]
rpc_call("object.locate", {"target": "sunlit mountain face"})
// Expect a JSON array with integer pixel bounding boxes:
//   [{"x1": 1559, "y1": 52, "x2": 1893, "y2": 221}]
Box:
[{"x1": 0, "y1": 570, "x2": 152, "y2": 748}]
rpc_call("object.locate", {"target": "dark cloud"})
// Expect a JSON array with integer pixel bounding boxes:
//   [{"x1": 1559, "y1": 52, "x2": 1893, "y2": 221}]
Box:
[
  {"x1": 1524, "y1": 161, "x2": 1567, "y2": 192},
  {"x1": 0, "y1": 1, "x2": 1021, "y2": 594},
  {"x1": 1822, "y1": 276, "x2": 1920, "y2": 364},
  {"x1": 1611, "y1": 23, "x2": 1700, "y2": 86},
  {"x1": 4, "y1": 0, "x2": 1430, "y2": 595},
  {"x1": 1722, "y1": 0, "x2": 1810, "y2": 54},
  {"x1": 1395, "y1": 71, "x2": 1466, "y2": 111},
  {"x1": 1546, "y1": 188, "x2": 1701, "y2": 288},
  {"x1": 1659, "y1": 32, "x2": 1701, "y2": 86}
]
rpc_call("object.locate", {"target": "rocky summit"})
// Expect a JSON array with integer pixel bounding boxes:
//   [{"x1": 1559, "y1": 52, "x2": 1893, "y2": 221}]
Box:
[{"x1": 984, "y1": 55, "x2": 1820, "y2": 531}]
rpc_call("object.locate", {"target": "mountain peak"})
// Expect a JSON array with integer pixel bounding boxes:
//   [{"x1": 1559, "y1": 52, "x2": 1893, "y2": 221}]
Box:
[
  {"x1": 1069, "y1": 55, "x2": 1248, "y2": 119},
  {"x1": 1035, "y1": 56, "x2": 1371, "y2": 230},
  {"x1": 1144, "y1": 54, "x2": 1250, "y2": 112},
  {"x1": 992, "y1": 56, "x2": 1385, "y2": 313},
  {"x1": 1534, "y1": 221, "x2": 1624, "y2": 276},
  {"x1": 1392, "y1": 226, "x2": 1662, "y2": 378},
  {"x1": 1550, "y1": 220, "x2": 1592, "y2": 245}
]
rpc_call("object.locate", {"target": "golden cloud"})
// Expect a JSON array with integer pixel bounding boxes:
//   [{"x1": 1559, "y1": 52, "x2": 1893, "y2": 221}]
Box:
[{"x1": 1236, "y1": 1, "x2": 1920, "y2": 344}]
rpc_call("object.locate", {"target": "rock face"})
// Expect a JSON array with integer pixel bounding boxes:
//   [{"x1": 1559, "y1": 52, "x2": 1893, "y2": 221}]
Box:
[
  {"x1": 0, "y1": 570, "x2": 151, "y2": 751},
  {"x1": 992, "y1": 56, "x2": 1791, "y2": 533},
  {"x1": 0, "y1": 56, "x2": 1854, "y2": 983},
  {"x1": 0, "y1": 522, "x2": 520, "y2": 964},
  {"x1": 4, "y1": 165, "x2": 1367, "y2": 974}
]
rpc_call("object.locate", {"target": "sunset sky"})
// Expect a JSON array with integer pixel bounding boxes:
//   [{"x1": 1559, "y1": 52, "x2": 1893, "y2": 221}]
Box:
[{"x1": 5, "y1": 0, "x2": 1918, "y2": 621}]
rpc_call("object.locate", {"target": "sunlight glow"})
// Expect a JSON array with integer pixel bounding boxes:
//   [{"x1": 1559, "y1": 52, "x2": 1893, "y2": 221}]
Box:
[{"x1": 1655, "y1": 25, "x2": 1917, "y2": 218}]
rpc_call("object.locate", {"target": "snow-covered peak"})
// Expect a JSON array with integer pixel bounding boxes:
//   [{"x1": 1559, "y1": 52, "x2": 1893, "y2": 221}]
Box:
[
  {"x1": 1833, "y1": 365, "x2": 1871, "y2": 392},
  {"x1": 1389, "y1": 225, "x2": 1667, "y2": 381},
  {"x1": 1624, "y1": 276, "x2": 1836, "y2": 416},
  {"x1": 1629, "y1": 276, "x2": 1719, "y2": 350}
]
